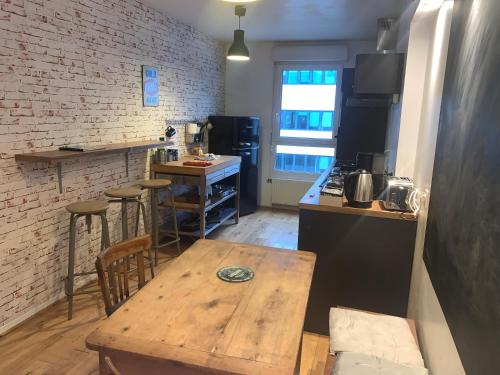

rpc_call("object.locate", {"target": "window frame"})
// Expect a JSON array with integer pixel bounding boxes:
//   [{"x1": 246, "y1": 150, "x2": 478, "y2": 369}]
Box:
[{"x1": 271, "y1": 62, "x2": 343, "y2": 180}]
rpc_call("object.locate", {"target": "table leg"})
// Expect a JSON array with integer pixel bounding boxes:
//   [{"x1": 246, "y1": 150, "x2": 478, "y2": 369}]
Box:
[
  {"x1": 199, "y1": 175, "x2": 206, "y2": 239},
  {"x1": 294, "y1": 334, "x2": 303, "y2": 375}
]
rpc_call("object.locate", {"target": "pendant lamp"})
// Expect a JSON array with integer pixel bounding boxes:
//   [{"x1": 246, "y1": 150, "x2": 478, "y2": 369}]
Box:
[{"x1": 227, "y1": 6, "x2": 250, "y2": 61}]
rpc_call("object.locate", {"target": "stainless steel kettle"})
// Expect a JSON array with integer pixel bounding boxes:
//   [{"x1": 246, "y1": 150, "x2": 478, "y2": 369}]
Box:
[{"x1": 344, "y1": 170, "x2": 374, "y2": 208}]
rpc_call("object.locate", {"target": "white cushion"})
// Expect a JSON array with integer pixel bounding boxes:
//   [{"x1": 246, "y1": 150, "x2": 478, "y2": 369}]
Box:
[
  {"x1": 333, "y1": 352, "x2": 429, "y2": 375},
  {"x1": 329, "y1": 308, "x2": 425, "y2": 368}
]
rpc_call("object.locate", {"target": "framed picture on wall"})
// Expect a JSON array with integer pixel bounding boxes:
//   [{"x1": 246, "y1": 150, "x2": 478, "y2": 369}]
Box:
[{"x1": 142, "y1": 65, "x2": 159, "y2": 107}]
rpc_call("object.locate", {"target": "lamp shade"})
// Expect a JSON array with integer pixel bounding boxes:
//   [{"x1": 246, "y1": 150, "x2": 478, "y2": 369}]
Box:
[{"x1": 227, "y1": 30, "x2": 250, "y2": 61}]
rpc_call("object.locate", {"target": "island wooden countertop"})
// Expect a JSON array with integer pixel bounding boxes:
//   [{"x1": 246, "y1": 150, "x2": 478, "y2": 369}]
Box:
[
  {"x1": 151, "y1": 155, "x2": 241, "y2": 176},
  {"x1": 14, "y1": 140, "x2": 172, "y2": 163},
  {"x1": 86, "y1": 239, "x2": 316, "y2": 375},
  {"x1": 299, "y1": 165, "x2": 417, "y2": 222}
]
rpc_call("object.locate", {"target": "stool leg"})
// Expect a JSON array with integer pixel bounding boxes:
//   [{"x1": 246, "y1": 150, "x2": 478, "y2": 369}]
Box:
[
  {"x1": 150, "y1": 189, "x2": 159, "y2": 266},
  {"x1": 121, "y1": 198, "x2": 128, "y2": 241},
  {"x1": 85, "y1": 215, "x2": 92, "y2": 234},
  {"x1": 100, "y1": 212, "x2": 110, "y2": 251},
  {"x1": 66, "y1": 213, "x2": 77, "y2": 320},
  {"x1": 135, "y1": 199, "x2": 154, "y2": 276},
  {"x1": 140, "y1": 201, "x2": 148, "y2": 235},
  {"x1": 169, "y1": 186, "x2": 181, "y2": 256},
  {"x1": 134, "y1": 200, "x2": 141, "y2": 237}
]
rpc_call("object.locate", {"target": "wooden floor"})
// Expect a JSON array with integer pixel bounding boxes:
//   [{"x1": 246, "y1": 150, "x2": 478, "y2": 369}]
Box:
[{"x1": 0, "y1": 208, "x2": 329, "y2": 375}]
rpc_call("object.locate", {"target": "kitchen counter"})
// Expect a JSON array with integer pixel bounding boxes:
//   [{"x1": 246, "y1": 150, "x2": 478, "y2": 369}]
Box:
[
  {"x1": 298, "y1": 164, "x2": 417, "y2": 335},
  {"x1": 299, "y1": 165, "x2": 416, "y2": 221}
]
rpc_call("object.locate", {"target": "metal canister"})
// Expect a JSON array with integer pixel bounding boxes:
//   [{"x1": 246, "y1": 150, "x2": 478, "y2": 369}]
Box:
[
  {"x1": 171, "y1": 149, "x2": 179, "y2": 161},
  {"x1": 155, "y1": 148, "x2": 166, "y2": 164},
  {"x1": 166, "y1": 149, "x2": 173, "y2": 162}
]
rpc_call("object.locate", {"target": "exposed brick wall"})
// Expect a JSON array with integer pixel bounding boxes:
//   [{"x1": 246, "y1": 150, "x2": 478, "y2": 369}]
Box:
[{"x1": 0, "y1": 0, "x2": 225, "y2": 329}]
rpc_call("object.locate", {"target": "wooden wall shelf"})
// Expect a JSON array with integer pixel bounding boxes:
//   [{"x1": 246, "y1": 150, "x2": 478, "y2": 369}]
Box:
[{"x1": 15, "y1": 140, "x2": 173, "y2": 193}]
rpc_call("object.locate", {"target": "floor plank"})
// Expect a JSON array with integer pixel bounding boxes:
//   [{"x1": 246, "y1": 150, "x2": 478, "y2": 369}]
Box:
[{"x1": 0, "y1": 208, "x2": 328, "y2": 375}]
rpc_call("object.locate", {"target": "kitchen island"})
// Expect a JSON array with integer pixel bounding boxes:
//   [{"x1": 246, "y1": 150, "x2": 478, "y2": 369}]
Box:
[
  {"x1": 151, "y1": 155, "x2": 241, "y2": 239},
  {"x1": 298, "y1": 166, "x2": 417, "y2": 335}
]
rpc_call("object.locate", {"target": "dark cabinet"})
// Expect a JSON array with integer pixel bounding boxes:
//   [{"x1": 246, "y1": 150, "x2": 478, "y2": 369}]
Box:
[{"x1": 298, "y1": 208, "x2": 417, "y2": 335}]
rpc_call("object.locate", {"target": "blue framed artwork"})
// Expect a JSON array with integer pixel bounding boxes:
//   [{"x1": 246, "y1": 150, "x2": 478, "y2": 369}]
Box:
[{"x1": 142, "y1": 65, "x2": 159, "y2": 107}]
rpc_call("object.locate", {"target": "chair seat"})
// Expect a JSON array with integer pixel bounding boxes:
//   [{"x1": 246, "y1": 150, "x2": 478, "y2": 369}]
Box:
[
  {"x1": 104, "y1": 187, "x2": 143, "y2": 199},
  {"x1": 66, "y1": 200, "x2": 109, "y2": 215},
  {"x1": 139, "y1": 179, "x2": 172, "y2": 189}
]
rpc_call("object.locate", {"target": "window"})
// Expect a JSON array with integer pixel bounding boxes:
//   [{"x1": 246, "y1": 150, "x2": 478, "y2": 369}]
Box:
[
  {"x1": 272, "y1": 64, "x2": 341, "y2": 177},
  {"x1": 275, "y1": 145, "x2": 334, "y2": 174}
]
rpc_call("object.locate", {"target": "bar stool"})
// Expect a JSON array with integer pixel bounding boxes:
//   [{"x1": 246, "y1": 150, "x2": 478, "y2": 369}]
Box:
[
  {"x1": 139, "y1": 179, "x2": 181, "y2": 265},
  {"x1": 65, "y1": 200, "x2": 110, "y2": 320},
  {"x1": 104, "y1": 186, "x2": 154, "y2": 278},
  {"x1": 103, "y1": 186, "x2": 148, "y2": 241}
]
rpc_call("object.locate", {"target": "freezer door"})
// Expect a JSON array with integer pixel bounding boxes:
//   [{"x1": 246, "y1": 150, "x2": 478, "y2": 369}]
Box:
[{"x1": 237, "y1": 149, "x2": 259, "y2": 215}]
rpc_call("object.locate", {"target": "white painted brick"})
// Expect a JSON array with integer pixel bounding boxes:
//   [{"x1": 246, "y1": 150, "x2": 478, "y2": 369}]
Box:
[{"x1": 0, "y1": 0, "x2": 225, "y2": 328}]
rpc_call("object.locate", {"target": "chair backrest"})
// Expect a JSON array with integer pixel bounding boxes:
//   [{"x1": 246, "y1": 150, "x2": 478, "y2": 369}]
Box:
[{"x1": 96, "y1": 235, "x2": 152, "y2": 316}]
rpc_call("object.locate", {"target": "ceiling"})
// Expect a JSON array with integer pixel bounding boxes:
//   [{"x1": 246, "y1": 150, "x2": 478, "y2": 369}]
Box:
[{"x1": 142, "y1": 0, "x2": 415, "y2": 42}]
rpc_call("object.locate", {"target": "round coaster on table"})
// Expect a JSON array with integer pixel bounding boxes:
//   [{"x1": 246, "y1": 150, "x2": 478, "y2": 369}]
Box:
[{"x1": 217, "y1": 266, "x2": 254, "y2": 283}]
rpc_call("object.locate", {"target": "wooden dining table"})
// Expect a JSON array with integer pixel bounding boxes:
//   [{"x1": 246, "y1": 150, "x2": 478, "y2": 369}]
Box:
[{"x1": 86, "y1": 239, "x2": 316, "y2": 374}]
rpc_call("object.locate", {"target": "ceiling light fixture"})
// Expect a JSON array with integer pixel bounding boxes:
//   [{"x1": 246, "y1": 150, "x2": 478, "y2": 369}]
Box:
[{"x1": 227, "y1": 5, "x2": 250, "y2": 61}]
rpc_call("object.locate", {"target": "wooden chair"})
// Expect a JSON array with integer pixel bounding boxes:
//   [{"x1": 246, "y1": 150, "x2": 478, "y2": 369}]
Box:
[
  {"x1": 104, "y1": 356, "x2": 122, "y2": 375},
  {"x1": 96, "y1": 235, "x2": 153, "y2": 316}
]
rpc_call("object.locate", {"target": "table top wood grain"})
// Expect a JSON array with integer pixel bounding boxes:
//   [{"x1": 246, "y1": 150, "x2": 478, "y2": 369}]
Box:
[
  {"x1": 86, "y1": 239, "x2": 316, "y2": 374},
  {"x1": 150, "y1": 155, "x2": 241, "y2": 176}
]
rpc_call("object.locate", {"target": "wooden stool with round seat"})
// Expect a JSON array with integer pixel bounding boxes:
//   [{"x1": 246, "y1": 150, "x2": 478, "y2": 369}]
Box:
[
  {"x1": 65, "y1": 200, "x2": 110, "y2": 320},
  {"x1": 139, "y1": 179, "x2": 181, "y2": 264},
  {"x1": 104, "y1": 186, "x2": 154, "y2": 278},
  {"x1": 103, "y1": 186, "x2": 148, "y2": 241}
]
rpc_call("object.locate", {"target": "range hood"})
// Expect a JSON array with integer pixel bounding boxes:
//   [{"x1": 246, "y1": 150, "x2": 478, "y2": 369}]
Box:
[{"x1": 377, "y1": 18, "x2": 399, "y2": 53}]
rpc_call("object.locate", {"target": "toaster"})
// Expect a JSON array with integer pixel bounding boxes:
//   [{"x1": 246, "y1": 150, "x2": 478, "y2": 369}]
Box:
[{"x1": 382, "y1": 176, "x2": 414, "y2": 212}]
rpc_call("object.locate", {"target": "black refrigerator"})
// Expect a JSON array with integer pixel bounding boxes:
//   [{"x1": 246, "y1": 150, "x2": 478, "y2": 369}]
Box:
[{"x1": 208, "y1": 116, "x2": 259, "y2": 216}]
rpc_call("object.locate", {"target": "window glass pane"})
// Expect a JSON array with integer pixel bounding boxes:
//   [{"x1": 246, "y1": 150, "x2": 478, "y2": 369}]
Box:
[
  {"x1": 310, "y1": 112, "x2": 320, "y2": 128},
  {"x1": 322, "y1": 112, "x2": 333, "y2": 128},
  {"x1": 275, "y1": 145, "x2": 335, "y2": 173},
  {"x1": 299, "y1": 70, "x2": 310, "y2": 83},
  {"x1": 279, "y1": 69, "x2": 337, "y2": 139},
  {"x1": 325, "y1": 70, "x2": 337, "y2": 84},
  {"x1": 313, "y1": 70, "x2": 323, "y2": 84},
  {"x1": 282, "y1": 70, "x2": 288, "y2": 84},
  {"x1": 281, "y1": 85, "x2": 336, "y2": 111},
  {"x1": 287, "y1": 70, "x2": 298, "y2": 84}
]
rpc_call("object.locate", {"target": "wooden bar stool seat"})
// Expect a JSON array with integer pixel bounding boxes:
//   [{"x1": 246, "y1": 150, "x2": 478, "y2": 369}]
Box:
[
  {"x1": 139, "y1": 179, "x2": 180, "y2": 264},
  {"x1": 139, "y1": 179, "x2": 172, "y2": 189},
  {"x1": 65, "y1": 200, "x2": 110, "y2": 320},
  {"x1": 104, "y1": 187, "x2": 143, "y2": 199},
  {"x1": 66, "y1": 200, "x2": 109, "y2": 215}
]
